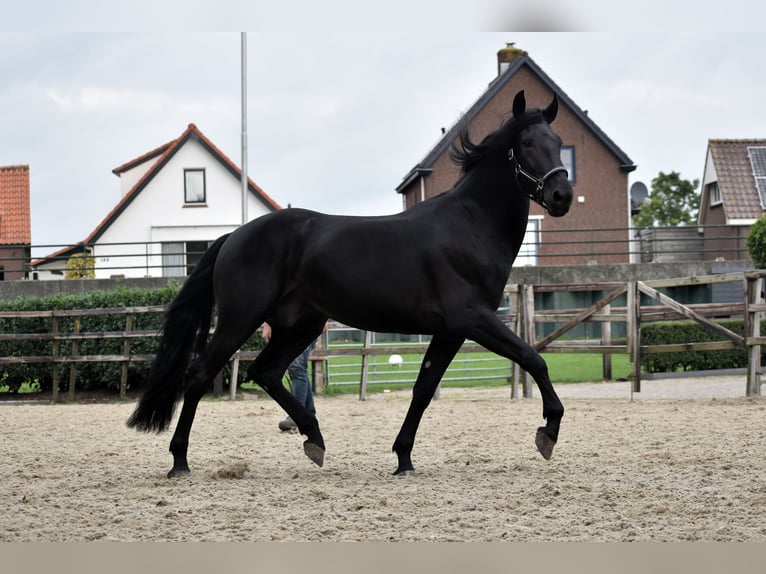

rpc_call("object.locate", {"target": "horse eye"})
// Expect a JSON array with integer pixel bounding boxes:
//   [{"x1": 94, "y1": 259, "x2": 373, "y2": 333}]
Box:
[{"x1": 522, "y1": 138, "x2": 533, "y2": 148}]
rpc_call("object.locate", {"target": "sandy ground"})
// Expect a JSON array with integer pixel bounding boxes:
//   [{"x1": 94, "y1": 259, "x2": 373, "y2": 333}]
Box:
[{"x1": 1, "y1": 376, "x2": 765, "y2": 542}]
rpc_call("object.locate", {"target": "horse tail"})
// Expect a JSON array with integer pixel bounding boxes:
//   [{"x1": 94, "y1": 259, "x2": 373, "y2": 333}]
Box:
[{"x1": 127, "y1": 233, "x2": 231, "y2": 433}]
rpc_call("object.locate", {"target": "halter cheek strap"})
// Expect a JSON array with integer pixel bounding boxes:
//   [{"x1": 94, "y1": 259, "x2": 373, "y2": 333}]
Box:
[{"x1": 507, "y1": 148, "x2": 568, "y2": 211}]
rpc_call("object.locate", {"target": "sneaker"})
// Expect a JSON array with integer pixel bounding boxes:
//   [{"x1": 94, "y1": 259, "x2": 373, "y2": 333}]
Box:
[{"x1": 278, "y1": 416, "x2": 298, "y2": 432}]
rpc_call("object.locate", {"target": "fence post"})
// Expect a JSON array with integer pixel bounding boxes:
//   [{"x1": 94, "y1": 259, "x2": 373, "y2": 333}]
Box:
[
  {"x1": 313, "y1": 331, "x2": 326, "y2": 396},
  {"x1": 230, "y1": 352, "x2": 240, "y2": 400},
  {"x1": 522, "y1": 284, "x2": 535, "y2": 398},
  {"x1": 51, "y1": 316, "x2": 60, "y2": 403},
  {"x1": 68, "y1": 317, "x2": 81, "y2": 401},
  {"x1": 511, "y1": 286, "x2": 522, "y2": 399},
  {"x1": 601, "y1": 304, "x2": 612, "y2": 380},
  {"x1": 359, "y1": 330, "x2": 372, "y2": 401},
  {"x1": 746, "y1": 275, "x2": 762, "y2": 397},
  {"x1": 119, "y1": 314, "x2": 133, "y2": 400},
  {"x1": 627, "y1": 281, "x2": 641, "y2": 396}
]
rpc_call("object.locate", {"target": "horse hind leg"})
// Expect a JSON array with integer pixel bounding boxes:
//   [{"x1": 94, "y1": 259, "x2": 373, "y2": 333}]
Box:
[
  {"x1": 246, "y1": 320, "x2": 327, "y2": 467},
  {"x1": 392, "y1": 335, "x2": 464, "y2": 476},
  {"x1": 166, "y1": 322, "x2": 258, "y2": 478}
]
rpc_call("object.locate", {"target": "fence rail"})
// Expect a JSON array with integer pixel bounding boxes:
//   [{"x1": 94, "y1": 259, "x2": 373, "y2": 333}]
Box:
[{"x1": 1, "y1": 271, "x2": 763, "y2": 402}]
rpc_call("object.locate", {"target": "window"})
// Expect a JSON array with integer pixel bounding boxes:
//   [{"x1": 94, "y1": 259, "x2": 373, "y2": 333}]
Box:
[
  {"x1": 560, "y1": 146, "x2": 575, "y2": 183},
  {"x1": 161, "y1": 241, "x2": 213, "y2": 277},
  {"x1": 708, "y1": 182, "x2": 722, "y2": 206},
  {"x1": 184, "y1": 169, "x2": 206, "y2": 204},
  {"x1": 185, "y1": 241, "x2": 210, "y2": 275},
  {"x1": 162, "y1": 242, "x2": 185, "y2": 277},
  {"x1": 516, "y1": 218, "x2": 541, "y2": 266}
]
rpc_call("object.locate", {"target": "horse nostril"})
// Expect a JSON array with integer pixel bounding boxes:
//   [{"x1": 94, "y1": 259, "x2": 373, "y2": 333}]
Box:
[{"x1": 552, "y1": 189, "x2": 572, "y2": 204}]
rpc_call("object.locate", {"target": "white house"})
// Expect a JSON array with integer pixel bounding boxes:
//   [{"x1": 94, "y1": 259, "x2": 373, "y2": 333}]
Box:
[{"x1": 31, "y1": 124, "x2": 281, "y2": 279}]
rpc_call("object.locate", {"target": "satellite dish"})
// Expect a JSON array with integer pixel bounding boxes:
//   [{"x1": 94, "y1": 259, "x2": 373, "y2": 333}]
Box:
[{"x1": 630, "y1": 181, "x2": 649, "y2": 215}]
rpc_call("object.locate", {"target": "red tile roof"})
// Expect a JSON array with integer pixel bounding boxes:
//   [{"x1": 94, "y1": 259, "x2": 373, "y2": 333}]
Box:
[
  {"x1": 0, "y1": 164, "x2": 32, "y2": 245},
  {"x1": 709, "y1": 139, "x2": 766, "y2": 221}
]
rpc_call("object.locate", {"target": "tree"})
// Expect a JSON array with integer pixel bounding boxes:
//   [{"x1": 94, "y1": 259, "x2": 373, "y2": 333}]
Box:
[
  {"x1": 746, "y1": 214, "x2": 766, "y2": 268},
  {"x1": 632, "y1": 171, "x2": 700, "y2": 227}
]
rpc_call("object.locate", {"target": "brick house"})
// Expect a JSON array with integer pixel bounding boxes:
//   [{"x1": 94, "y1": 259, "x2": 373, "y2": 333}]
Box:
[
  {"x1": 697, "y1": 139, "x2": 766, "y2": 261},
  {"x1": 396, "y1": 44, "x2": 636, "y2": 265},
  {"x1": 0, "y1": 165, "x2": 31, "y2": 280}
]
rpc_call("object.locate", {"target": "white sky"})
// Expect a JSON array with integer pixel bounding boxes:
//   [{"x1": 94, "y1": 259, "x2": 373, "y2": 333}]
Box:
[{"x1": 1, "y1": 3, "x2": 765, "y2": 252}]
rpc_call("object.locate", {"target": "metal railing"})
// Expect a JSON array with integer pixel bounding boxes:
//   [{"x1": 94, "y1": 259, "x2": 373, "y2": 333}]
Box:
[{"x1": 0, "y1": 224, "x2": 752, "y2": 280}]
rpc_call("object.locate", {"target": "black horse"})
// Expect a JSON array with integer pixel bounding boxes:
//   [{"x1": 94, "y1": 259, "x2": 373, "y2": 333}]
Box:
[{"x1": 127, "y1": 90, "x2": 574, "y2": 477}]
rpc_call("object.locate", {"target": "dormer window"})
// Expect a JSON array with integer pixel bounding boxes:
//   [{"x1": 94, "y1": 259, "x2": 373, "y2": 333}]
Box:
[
  {"x1": 708, "y1": 181, "x2": 721, "y2": 206},
  {"x1": 184, "y1": 168, "x2": 206, "y2": 204}
]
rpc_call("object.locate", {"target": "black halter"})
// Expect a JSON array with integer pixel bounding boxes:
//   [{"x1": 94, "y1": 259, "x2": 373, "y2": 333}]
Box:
[{"x1": 506, "y1": 113, "x2": 569, "y2": 211}]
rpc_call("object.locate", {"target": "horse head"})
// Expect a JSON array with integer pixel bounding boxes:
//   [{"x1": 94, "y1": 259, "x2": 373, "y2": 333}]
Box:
[{"x1": 508, "y1": 91, "x2": 573, "y2": 217}]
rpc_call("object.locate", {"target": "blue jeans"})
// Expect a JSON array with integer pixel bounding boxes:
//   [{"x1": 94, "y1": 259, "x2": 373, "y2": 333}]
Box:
[{"x1": 287, "y1": 343, "x2": 315, "y2": 416}]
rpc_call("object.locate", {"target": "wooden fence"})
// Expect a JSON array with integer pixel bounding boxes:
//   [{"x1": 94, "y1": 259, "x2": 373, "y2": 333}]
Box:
[{"x1": 1, "y1": 271, "x2": 764, "y2": 402}]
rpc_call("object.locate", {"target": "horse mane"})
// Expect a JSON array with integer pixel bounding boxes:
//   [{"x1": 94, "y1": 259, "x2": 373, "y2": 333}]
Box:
[{"x1": 449, "y1": 110, "x2": 543, "y2": 174}]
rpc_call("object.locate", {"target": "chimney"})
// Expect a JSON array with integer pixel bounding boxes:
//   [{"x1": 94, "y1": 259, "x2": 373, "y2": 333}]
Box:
[{"x1": 497, "y1": 42, "x2": 527, "y2": 76}]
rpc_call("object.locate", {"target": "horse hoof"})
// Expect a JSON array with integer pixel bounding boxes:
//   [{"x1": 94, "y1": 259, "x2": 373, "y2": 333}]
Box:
[
  {"x1": 303, "y1": 441, "x2": 325, "y2": 467},
  {"x1": 535, "y1": 428, "x2": 556, "y2": 461},
  {"x1": 394, "y1": 469, "x2": 416, "y2": 477},
  {"x1": 167, "y1": 467, "x2": 191, "y2": 479}
]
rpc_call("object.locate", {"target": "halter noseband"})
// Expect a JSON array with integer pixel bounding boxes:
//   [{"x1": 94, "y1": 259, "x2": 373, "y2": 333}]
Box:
[{"x1": 506, "y1": 113, "x2": 569, "y2": 211}]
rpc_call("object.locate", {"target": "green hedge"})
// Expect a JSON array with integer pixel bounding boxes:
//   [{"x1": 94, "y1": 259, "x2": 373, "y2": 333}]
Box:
[
  {"x1": 0, "y1": 285, "x2": 265, "y2": 395},
  {"x1": 641, "y1": 319, "x2": 760, "y2": 373}
]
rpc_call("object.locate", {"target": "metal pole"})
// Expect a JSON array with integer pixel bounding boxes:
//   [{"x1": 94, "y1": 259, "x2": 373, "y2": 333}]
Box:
[{"x1": 240, "y1": 32, "x2": 248, "y2": 225}]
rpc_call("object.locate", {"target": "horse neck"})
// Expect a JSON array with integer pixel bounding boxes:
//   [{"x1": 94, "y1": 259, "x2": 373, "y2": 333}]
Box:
[{"x1": 455, "y1": 161, "x2": 531, "y2": 240}]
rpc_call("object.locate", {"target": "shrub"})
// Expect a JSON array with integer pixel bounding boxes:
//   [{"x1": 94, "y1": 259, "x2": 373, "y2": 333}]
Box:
[
  {"x1": 640, "y1": 319, "x2": 760, "y2": 373},
  {"x1": 746, "y1": 214, "x2": 766, "y2": 268},
  {"x1": 0, "y1": 283, "x2": 268, "y2": 395},
  {"x1": 0, "y1": 286, "x2": 175, "y2": 394}
]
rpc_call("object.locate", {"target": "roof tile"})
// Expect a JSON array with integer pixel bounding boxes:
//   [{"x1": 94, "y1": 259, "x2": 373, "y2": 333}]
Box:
[{"x1": 709, "y1": 139, "x2": 766, "y2": 220}]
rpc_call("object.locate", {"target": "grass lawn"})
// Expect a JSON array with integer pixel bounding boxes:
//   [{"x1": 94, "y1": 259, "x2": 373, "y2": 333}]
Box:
[{"x1": 321, "y1": 348, "x2": 632, "y2": 395}]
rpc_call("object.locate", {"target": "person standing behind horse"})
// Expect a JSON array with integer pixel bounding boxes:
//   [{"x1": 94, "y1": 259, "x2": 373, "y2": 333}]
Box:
[{"x1": 261, "y1": 322, "x2": 324, "y2": 431}]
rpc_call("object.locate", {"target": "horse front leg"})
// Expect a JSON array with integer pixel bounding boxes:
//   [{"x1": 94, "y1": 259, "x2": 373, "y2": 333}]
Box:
[
  {"x1": 468, "y1": 314, "x2": 564, "y2": 461},
  {"x1": 392, "y1": 336, "x2": 464, "y2": 476}
]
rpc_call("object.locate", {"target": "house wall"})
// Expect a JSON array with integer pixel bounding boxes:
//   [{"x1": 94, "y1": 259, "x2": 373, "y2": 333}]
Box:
[
  {"x1": 0, "y1": 246, "x2": 30, "y2": 280},
  {"x1": 401, "y1": 65, "x2": 630, "y2": 265}
]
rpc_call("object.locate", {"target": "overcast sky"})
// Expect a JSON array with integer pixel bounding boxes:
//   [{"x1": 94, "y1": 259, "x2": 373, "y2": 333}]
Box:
[{"x1": 2, "y1": 4, "x2": 765, "y2": 253}]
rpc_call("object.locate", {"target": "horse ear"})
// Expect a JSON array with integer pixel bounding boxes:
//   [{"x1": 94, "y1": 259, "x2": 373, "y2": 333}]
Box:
[
  {"x1": 512, "y1": 91, "x2": 526, "y2": 117},
  {"x1": 543, "y1": 93, "x2": 559, "y2": 123}
]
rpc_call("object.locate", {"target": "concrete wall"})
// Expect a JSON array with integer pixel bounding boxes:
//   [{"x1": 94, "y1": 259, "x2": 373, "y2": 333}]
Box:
[{"x1": 0, "y1": 276, "x2": 179, "y2": 301}]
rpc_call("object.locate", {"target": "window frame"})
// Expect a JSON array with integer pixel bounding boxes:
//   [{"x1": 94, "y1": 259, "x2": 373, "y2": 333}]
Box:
[
  {"x1": 708, "y1": 181, "x2": 722, "y2": 206},
  {"x1": 516, "y1": 216, "x2": 542, "y2": 267},
  {"x1": 184, "y1": 168, "x2": 207, "y2": 205},
  {"x1": 560, "y1": 146, "x2": 575, "y2": 183}
]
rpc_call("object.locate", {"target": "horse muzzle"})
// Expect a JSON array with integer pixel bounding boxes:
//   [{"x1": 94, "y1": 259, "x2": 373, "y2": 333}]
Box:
[{"x1": 544, "y1": 184, "x2": 573, "y2": 217}]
